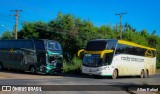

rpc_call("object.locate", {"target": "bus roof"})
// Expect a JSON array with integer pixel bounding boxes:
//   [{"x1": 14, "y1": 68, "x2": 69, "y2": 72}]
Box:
[
  {"x1": 89, "y1": 39, "x2": 117, "y2": 42},
  {"x1": 0, "y1": 39, "x2": 59, "y2": 43},
  {"x1": 118, "y1": 40, "x2": 156, "y2": 51},
  {"x1": 88, "y1": 39, "x2": 156, "y2": 51}
]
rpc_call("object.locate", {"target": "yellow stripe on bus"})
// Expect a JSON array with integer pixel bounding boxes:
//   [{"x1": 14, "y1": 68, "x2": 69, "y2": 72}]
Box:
[
  {"x1": 84, "y1": 51, "x2": 102, "y2": 54},
  {"x1": 77, "y1": 49, "x2": 84, "y2": 57},
  {"x1": 100, "y1": 50, "x2": 113, "y2": 58},
  {"x1": 118, "y1": 40, "x2": 156, "y2": 51},
  {"x1": 78, "y1": 50, "x2": 114, "y2": 58}
]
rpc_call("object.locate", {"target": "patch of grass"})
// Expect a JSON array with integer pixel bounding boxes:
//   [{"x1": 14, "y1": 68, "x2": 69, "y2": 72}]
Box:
[
  {"x1": 63, "y1": 56, "x2": 82, "y2": 74},
  {"x1": 157, "y1": 69, "x2": 160, "y2": 74}
]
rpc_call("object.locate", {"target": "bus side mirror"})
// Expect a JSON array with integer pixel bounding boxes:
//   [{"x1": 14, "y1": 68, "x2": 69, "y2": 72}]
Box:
[
  {"x1": 63, "y1": 52, "x2": 70, "y2": 62},
  {"x1": 78, "y1": 49, "x2": 84, "y2": 59}
]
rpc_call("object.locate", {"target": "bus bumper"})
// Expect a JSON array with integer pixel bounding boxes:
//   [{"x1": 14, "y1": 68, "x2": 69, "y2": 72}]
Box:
[
  {"x1": 82, "y1": 66, "x2": 113, "y2": 76},
  {"x1": 46, "y1": 66, "x2": 63, "y2": 74}
]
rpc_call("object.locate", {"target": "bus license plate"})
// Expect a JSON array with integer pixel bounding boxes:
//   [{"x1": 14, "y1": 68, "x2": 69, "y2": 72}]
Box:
[{"x1": 86, "y1": 54, "x2": 91, "y2": 56}]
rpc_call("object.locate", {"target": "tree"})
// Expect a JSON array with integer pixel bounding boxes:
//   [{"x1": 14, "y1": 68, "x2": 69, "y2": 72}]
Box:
[
  {"x1": 140, "y1": 29, "x2": 149, "y2": 38},
  {"x1": 124, "y1": 23, "x2": 136, "y2": 32},
  {"x1": 18, "y1": 21, "x2": 48, "y2": 39},
  {"x1": 1, "y1": 31, "x2": 14, "y2": 39},
  {"x1": 17, "y1": 12, "x2": 160, "y2": 68}
]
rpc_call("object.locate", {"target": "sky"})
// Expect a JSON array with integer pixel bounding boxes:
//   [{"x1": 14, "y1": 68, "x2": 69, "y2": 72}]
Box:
[{"x1": 0, "y1": 0, "x2": 159, "y2": 36}]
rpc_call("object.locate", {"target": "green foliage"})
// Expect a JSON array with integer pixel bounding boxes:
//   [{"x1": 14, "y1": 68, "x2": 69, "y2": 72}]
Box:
[
  {"x1": 17, "y1": 12, "x2": 160, "y2": 70},
  {"x1": 18, "y1": 21, "x2": 48, "y2": 39},
  {"x1": 63, "y1": 56, "x2": 82, "y2": 74},
  {"x1": 123, "y1": 30, "x2": 148, "y2": 46},
  {"x1": 157, "y1": 69, "x2": 160, "y2": 73},
  {"x1": 1, "y1": 31, "x2": 14, "y2": 39}
]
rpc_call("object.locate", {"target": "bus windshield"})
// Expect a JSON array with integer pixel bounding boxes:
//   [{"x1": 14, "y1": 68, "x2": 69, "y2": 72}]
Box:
[
  {"x1": 83, "y1": 54, "x2": 103, "y2": 67},
  {"x1": 85, "y1": 41, "x2": 107, "y2": 51},
  {"x1": 47, "y1": 42, "x2": 62, "y2": 50},
  {"x1": 85, "y1": 40, "x2": 117, "y2": 51}
]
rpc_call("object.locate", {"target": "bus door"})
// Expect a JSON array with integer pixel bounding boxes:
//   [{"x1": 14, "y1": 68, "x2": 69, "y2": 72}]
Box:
[
  {"x1": 103, "y1": 53, "x2": 114, "y2": 66},
  {"x1": 36, "y1": 50, "x2": 46, "y2": 72}
]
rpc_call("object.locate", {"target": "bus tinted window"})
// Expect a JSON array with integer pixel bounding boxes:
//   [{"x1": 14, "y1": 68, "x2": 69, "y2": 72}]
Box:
[
  {"x1": 48, "y1": 42, "x2": 54, "y2": 50},
  {"x1": 17, "y1": 41, "x2": 24, "y2": 48},
  {"x1": 34, "y1": 40, "x2": 45, "y2": 50},
  {"x1": 47, "y1": 42, "x2": 62, "y2": 50},
  {"x1": 24, "y1": 40, "x2": 34, "y2": 49},
  {"x1": 115, "y1": 44, "x2": 125, "y2": 54},
  {"x1": 116, "y1": 44, "x2": 148, "y2": 56},
  {"x1": 85, "y1": 41, "x2": 107, "y2": 51},
  {"x1": 0, "y1": 41, "x2": 8, "y2": 48},
  {"x1": 55, "y1": 43, "x2": 61, "y2": 50},
  {"x1": 137, "y1": 48, "x2": 145, "y2": 56},
  {"x1": 0, "y1": 40, "x2": 34, "y2": 49},
  {"x1": 152, "y1": 51, "x2": 156, "y2": 57},
  {"x1": 8, "y1": 41, "x2": 15, "y2": 48},
  {"x1": 106, "y1": 41, "x2": 117, "y2": 50}
]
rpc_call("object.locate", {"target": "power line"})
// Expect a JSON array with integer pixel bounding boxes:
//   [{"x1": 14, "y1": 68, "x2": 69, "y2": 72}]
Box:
[
  {"x1": 0, "y1": 0, "x2": 55, "y2": 19},
  {"x1": 10, "y1": 10, "x2": 23, "y2": 39},
  {"x1": 0, "y1": 18, "x2": 15, "y2": 23},
  {"x1": 0, "y1": 14, "x2": 14, "y2": 19},
  {"x1": 115, "y1": 12, "x2": 127, "y2": 39}
]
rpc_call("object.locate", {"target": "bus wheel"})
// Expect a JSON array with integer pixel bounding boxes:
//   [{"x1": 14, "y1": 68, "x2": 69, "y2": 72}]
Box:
[
  {"x1": 144, "y1": 70, "x2": 149, "y2": 78},
  {"x1": 30, "y1": 66, "x2": 36, "y2": 74},
  {"x1": 140, "y1": 70, "x2": 145, "y2": 78},
  {"x1": 112, "y1": 69, "x2": 118, "y2": 79},
  {"x1": 0, "y1": 63, "x2": 3, "y2": 70}
]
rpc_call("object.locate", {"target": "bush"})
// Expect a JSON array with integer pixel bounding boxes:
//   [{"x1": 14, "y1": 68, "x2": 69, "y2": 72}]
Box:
[
  {"x1": 157, "y1": 64, "x2": 160, "y2": 69},
  {"x1": 157, "y1": 69, "x2": 160, "y2": 74},
  {"x1": 63, "y1": 56, "x2": 82, "y2": 74}
]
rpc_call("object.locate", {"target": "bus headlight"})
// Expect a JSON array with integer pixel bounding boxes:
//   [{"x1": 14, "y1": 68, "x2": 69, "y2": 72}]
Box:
[
  {"x1": 98, "y1": 72, "x2": 102, "y2": 75},
  {"x1": 97, "y1": 68, "x2": 102, "y2": 71}
]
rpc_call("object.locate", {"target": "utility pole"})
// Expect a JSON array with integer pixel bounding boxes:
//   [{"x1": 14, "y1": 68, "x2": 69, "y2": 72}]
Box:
[
  {"x1": 115, "y1": 12, "x2": 127, "y2": 39},
  {"x1": 10, "y1": 10, "x2": 23, "y2": 39}
]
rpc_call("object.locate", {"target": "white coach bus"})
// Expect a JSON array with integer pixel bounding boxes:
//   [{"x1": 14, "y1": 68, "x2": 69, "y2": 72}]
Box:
[{"x1": 78, "y1": 39, "x2": 156, "y2": 79}]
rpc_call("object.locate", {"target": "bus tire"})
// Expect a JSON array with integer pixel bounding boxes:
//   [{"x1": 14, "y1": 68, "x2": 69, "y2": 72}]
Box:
[
  {"x1": 144, "y1": 70, "x2": 149, "y2": 78},
  {"x1": 112, "y1": 69, "x2": 118, "y2": 79},
  {"x1": 0, "y1": 63, "x2": 3, "y2": 70},
  {"x1": 30, "y1": 66, "x2": 37, "y2": 74},
  {"x1": 140, "y1": 70, "x2": 145, "y2": 78}
]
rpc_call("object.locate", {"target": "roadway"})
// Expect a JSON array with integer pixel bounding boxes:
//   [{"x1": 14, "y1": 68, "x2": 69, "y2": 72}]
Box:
[{"x1": 0, "y1": 70, "x2": 160, "y2": 94}]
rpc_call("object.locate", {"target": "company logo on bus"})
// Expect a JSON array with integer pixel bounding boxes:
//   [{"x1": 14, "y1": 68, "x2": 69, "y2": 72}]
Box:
[{"x1": 121, "y1": 56, "x2": 144, "y2": 62}]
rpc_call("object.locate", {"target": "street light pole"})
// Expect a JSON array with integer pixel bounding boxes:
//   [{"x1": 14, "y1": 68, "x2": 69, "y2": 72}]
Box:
[
  {"x1": 115, "y1": 12, "x2": 127, "y2": 39},
  {"x1": 10, "y1": 10, "x2": 23, "y2": 39}
]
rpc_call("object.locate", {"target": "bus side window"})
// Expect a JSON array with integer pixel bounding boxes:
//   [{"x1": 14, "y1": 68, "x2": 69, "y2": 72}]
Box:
[
  {"x1": 104, "y1": 53, "x2": 113, "y2": 65},
  {"x1": 0, "y1": 41, "x2": 9, "y2": 48},
  {"x1": 152, "y1": 51, "x2": 156, "y2": 57},
  {"x1": 106, "y1": 41, "x2": 117, "y2": 50},
  {"x1": 115, "y1": 44, "x2": 124, "y2": 54},
  {"x1": 55, "y1": 43, "x2": 60, "y2": 50},
  {"x1": 138, "y1": 48, "x2": 145, "y2": 56}
]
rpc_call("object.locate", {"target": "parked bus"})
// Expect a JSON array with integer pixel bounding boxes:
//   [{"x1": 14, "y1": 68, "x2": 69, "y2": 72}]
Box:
[
  {"x1": 78, "y1": 39, "x2": 156, "y2": 79},
  {"x1": 0, "y1": 39, "x2": 63, "y2": 74}
]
